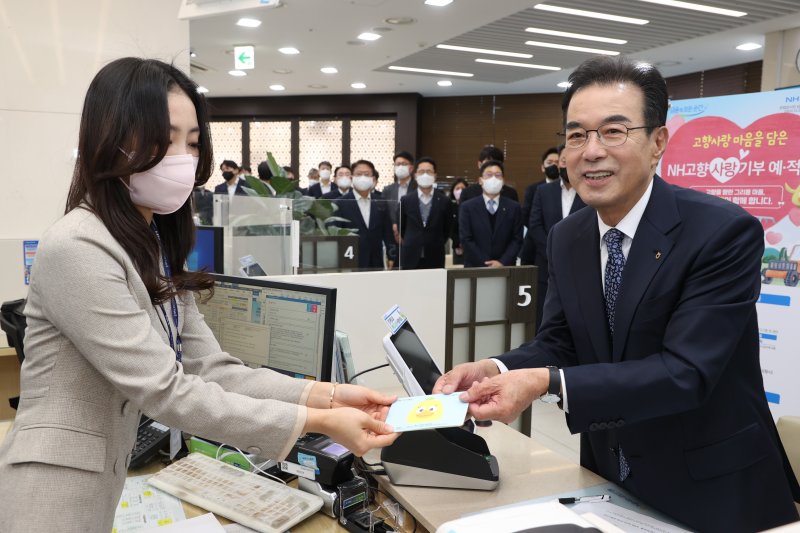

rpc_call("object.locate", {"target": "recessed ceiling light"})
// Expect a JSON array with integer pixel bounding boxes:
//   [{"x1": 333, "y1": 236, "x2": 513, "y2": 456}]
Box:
[
  {"x1": 437, "y1": 44, "x2": 532, "y2": 58},
  {"x1": 525, "y1": 40, "x2": 620, "y2": 55},
  {"x1": 351, "y1": 82, "x2": 367, "y2": 89},
  {"x1": 196, "y1": 86, "x2": 209, "y2": 93},
  {"x1": 228, "y1": 70, "x2": 247, "y2": 77},
  {"x1": 534, "y1": 4, "x2": 649, "y2": 25},
  {"x1": 525, "y1": 28, "x2": 627, "y2": 45},
  {"x1": 438, "y1": 80, "x2": 453, "y2": 87},
  {"x1": 475, "y1": 58, "x2": 561, "y2": 71},
  {"x1": 385, "y1": 16, "x2": 416, "y2": 25},
  {"x1": 269, "y1": 84, "x2": 286, "y2": 91},
  {"x1": 635, "y1": 0, "x2": 745, "y2": 17},
  {"x1": 557, "y1": 81, "x2": 571, "y2": 88},
  {"x1": 388, "y1": 65, "x2": 474, "y2": 77},
  {"x1": 736, "y1": 42, "x2": 762, "y2": 51},
  {"x1": 321, "y1": 67, "x2": 339, "y2": 74},
  {"x1": 236, "y1": 18, "x2": 261, "y2": 28},
  {"x1": 272, "y1": 68, "x2": 292, "y2": 74},
  {"x1": 358, "y1": 32, "x2": 381, "y2": 41},
  {"x1": 425, "y1": 0, "x2": 453, "y2": 5},
  {"x1": 308, "y1": 84, "x2": 328, "y2": 89},
  {"x1": 278, "y1": 47, "x2": 300, "y2": 55}
]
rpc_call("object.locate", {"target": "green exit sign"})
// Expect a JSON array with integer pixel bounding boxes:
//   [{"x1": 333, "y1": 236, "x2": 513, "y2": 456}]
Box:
[{"x1": 234, "y1": 45, "x2": 255, "y2": 70}]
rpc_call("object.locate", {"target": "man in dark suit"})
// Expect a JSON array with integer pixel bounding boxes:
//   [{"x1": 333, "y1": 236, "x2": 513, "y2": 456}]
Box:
[
  {"x1": 528, "y1": 149, "x2": 586, "y2": 330},
  {"x1": 382, "y1": 151, "x2": 417, "y2": 244},
  {"x1": 334, "y1": 160, "x2": 396, "y2": 269},
  {"x1": 459, "y1": 160, "x2": 523, "y2": 268},
  {"x1": 399, "y1": 157, "x2": 452, "y2": 269},
  {"x1": 321, "y1": 166, "x2": 352, "y2": 200},
  {"x1": 307, "y1": 160, "x2": 334, "y2": 198},
  {"x1": 459, "y1": 145, "x2": 519, "y2": 204},
  {"x1": 435, "y1": 56, "x2": 799, "y2": 532},
  {"x1": 213, "y1": 170, "x2": 247, "y2": 196},
  {"x1": 521, "y1": 146, "x2": 560, "y2": 226}
]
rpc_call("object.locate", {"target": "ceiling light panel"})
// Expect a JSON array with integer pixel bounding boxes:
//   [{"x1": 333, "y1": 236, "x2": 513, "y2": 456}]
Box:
[
  {"x1": 525, "y1": 28, "x2": 627, "y2": 45},
  {"x1": 736, "y1": 42, "x2": 761, "y2": 51},
  {"x1": 351, "y1": 82, "x2": 367, "y2": 89},
  {"x1": 475, "y1": 58, "x2": 561, "y2": 71},
  {"x1": 236, "y1": 18, "x2": 261, "y2": 28},
  {"x1": 525, "y1": 40, "x2": 620, "y2": 55},
  {"x1": 320, "y1": 67, "x2": 339, "y2": 74},
  {"x1": 388, "y1": 65, "x2": 474, "y2": 77},
  {"x1": 425, "y1": 0, "x2": 454, "y2": 6},
  {"x1": 228, "y1": 70, "x2": 247, "y2": 77},
  {"x1": 534, "y1": 4, "x2": 649, "y2": 25},
  {"x1": 635, "y1": 0, "x2": 746, "y2": 17},
  {"x1": 278, "y1": 47, "x2": 300, "y2": 55},
  {"x1": 358, "y1": 32, "x2": 381, "y2": 41},
  {"x1": 437, "y1": 80, "x2": 453, "y2": 86},
  {"x1": 269, "y1": 84, "x2": 286, "y2": 91},
  {"x1": 437, "y1": 44, "x2": 533, "y2": 58}
]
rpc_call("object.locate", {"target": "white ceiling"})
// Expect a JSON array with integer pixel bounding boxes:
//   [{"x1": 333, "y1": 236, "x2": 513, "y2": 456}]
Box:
[{"x1": 187, "y1": 0, "x2": 800, "y2": 98}]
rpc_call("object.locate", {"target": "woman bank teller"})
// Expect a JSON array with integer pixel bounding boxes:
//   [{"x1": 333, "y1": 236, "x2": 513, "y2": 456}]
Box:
[{"x1": 0, "y1": 57, "x2": 399, "y2": 532}]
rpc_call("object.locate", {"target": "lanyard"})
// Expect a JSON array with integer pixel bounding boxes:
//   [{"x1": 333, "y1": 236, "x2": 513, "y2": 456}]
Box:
[{"x1": 151, "y1": 223, "x2": 182, "y2": 362}]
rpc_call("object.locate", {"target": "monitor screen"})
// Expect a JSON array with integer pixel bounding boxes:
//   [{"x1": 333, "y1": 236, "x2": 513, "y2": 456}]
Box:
[
  {"x1": 187, "y1": 226, "x2": 224, "y2": 273},
  {"x1": 388, "y1": 321, "x2": 442, "y2": 395},
  {"x1": 196, "y1": 274, "x2": 336, "y2": 381}
]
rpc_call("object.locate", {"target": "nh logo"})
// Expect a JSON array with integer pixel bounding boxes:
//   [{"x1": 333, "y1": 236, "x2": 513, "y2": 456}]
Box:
[{"x1": 786, "y1": 96, "x2": 800, "y2": 103}]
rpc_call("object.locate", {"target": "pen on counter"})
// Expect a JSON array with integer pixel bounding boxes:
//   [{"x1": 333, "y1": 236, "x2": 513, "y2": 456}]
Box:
[{"x1": 558, "y1": 494, "x2": 610, "y2": 504}]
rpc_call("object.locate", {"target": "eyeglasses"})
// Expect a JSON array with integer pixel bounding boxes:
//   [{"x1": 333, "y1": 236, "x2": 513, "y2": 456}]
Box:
[
  {"x1": 562, "y1": 123, "x2": 654, "y2": 149},
  {"x1": 482, "y1": 172, "x2": 503, "y2": 179}
]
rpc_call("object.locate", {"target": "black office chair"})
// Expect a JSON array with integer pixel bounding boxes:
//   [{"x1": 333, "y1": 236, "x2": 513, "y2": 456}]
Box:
[{"x1": 1, "y1": 298, "x2": 27, "y2": 410}]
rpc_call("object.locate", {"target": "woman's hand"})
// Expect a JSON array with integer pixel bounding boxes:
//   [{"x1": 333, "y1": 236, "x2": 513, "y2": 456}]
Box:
[
  {"x1": 304, "y1": 407, "x2": 399, "y2": 456},
  {"x1": 333, "y1": 383, "x2": 396, "y2": 421}
]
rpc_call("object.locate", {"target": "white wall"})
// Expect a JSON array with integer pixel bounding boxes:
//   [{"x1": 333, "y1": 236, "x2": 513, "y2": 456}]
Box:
[
  {"x1": 0, "y1": 0, "x2": 189, "y2": 345},
  {"x1": 269, "y1": 270, "x2": 449, "y2": 391},
  {"x1": 762, "y1": 28, "x2": 800, "y2": 91}
]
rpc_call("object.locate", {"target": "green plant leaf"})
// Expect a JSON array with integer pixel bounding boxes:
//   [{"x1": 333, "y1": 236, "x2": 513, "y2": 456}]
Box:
[{"x1": 244, "y1": 175, "x2": 273, "y2": 197}]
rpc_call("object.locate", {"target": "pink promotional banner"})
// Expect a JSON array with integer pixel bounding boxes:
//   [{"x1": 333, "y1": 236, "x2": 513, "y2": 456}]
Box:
[{"x1": 660, "y1": 89, "x2": 800, "y2": 420}]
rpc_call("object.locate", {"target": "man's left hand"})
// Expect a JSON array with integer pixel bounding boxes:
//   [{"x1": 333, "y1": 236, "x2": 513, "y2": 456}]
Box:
[{"x1": 459, "y1": 368, "x2": 549, "y2": 424}]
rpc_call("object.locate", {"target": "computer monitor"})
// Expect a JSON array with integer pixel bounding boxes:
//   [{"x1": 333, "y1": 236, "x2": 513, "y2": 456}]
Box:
[
  {"x1": 187, "y1": 226, "x2": 224, "y2": 273},
  {"x1": 196, "y1": 274, "x2": 336, "y2": 381}
]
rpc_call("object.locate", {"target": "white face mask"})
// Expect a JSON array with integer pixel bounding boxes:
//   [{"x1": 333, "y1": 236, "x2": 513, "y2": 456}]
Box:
[
  {"x1": 353, "y1": 175, "x2": 374, "y2": 192},
  {"x1": 319, "y1": 169, "x2": 332, "y2": 181},
  {"x1": 125, "y1": 154, "x2": 199, "y2": 215},
  {"x1": 395, "y1": 164, "x2": 410, "y2": 179},
  {"x1": 453, "y1": 188, "x2": 462, "y2": 200},
  {"x1": 481, "y1": 177, "x2": 504, "y2": 196},
  {"x1": 416, "y1": 173, "x2": 435, "y2": 188},
  {"x1": 336, "y1": 175, "x2": 352, "y2": 190}
]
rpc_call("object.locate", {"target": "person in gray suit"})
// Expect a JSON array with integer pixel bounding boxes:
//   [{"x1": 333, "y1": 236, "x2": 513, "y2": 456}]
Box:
[
  {"x1": 0, "y1": 58, "x2": 399, "y2": 533},
  {"x1": 381, "y1": 151, "x2": 417, "y2": 245}
]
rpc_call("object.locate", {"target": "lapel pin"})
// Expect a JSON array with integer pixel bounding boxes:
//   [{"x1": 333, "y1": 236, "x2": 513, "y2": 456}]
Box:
[{"x1": 655, "y1": 251, "x2": 662, "y2": 260}]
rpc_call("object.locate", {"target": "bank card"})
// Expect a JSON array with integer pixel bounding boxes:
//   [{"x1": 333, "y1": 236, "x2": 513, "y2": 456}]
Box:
[{"x1": 385, "y1": 393, "x2": 469, "y2": 432}]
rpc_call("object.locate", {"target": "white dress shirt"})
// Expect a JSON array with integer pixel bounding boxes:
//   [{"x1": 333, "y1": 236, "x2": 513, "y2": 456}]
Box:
[
  {"x1": 482, "y1": 193, "x2": 500, "y2": 212},
  {"x1": 399, "y1": 182, "x2": 409, "y2": 198},
  {"x1": 357, "y1": 192, "x2": 371, "y2": 226},
  {"x1": 321, "y1": 182, "x2": 331, "y2": 195},
  {"x1": 418, "y1": 188, "x2": 433, "y2": 205},
  {"x1": 492, "y1": 178, "x2": 655, "y2": 413},
  {"x1": 227, "y1": 182, "x2": 237, "y2": 200},
  {"x1": 560, "y1": 180, "x2": 578, "y2": 219}
]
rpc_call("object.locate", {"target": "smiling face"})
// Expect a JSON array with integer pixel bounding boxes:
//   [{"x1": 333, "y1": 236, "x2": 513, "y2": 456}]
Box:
[
  {"x1": 406, "y1": 397, "x2": 444, "y2": 424},
  {"x1": 564, "y1": 83, "x2": 668, "y2": 227}
]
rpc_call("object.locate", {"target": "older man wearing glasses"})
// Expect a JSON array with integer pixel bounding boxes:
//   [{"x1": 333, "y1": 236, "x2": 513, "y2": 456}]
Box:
[{"x1": 435, "y1": 55, "x2": 800, "y2": 532}]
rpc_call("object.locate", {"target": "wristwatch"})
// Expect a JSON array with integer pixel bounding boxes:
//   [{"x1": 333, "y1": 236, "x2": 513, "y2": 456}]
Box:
[{"x1": 539, "y1": 366, "x2": 562, "y2": 404}]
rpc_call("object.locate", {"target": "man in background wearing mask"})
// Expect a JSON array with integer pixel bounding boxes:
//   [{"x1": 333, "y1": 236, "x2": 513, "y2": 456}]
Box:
[
  {"x1": 308, "y1": 161, "x2": 333, "y2": 198},
  {"x1": 519, "y1": 146, "x2": 561, "y2": 265},
  {"x1": 399, "y1": 157, "x2": 453, "y2": 269},
  {"x1": 459, "y1": 160, "x2": 523, "y2": 268},
  {"x1": 214, "y1": 167, "x2": 247, "y2": 198},
  {"x1": 334, "y1": 160, "x2": 396, "y2": 269},
  {"x1": 381, "y1": 151, "x2": 417, "y2": 245},
  {"x1": 460, "y1": 145, "x2": 520, "y2": 204},
  {"x1": 322, "y1": 166, "x2": 353, "y2": 199},
  {"x1": 528, "y1": 147, "x2": 586, "y2": 329}
]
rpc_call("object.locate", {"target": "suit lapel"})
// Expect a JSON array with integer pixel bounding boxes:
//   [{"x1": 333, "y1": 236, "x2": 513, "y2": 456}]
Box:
[
  {"x1": 492, "y1": 197, "x2": 507, "y2": 237},
  {"x1": 569, "y1": 212, "x2": 612, "y2": 362},
  {"x1": 611, "y1": 177, "x2": 680, "y2": 361}
]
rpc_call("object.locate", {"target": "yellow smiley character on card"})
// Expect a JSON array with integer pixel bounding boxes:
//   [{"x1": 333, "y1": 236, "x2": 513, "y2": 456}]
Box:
[{"x1": 406, "y1": 397, "x2": 444, "y2": 424}]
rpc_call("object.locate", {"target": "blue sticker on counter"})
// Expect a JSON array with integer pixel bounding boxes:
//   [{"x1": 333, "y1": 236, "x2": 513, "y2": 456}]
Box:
[
  {"x1": 297, "y1": 452, "x2": 320, "y2": 474},
  {"x1": 383, "y1": 305, "x2": 407, "y2": 334}
]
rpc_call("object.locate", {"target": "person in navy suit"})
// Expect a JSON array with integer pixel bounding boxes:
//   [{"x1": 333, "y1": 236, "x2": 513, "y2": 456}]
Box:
[
  {"x1": 459, "y1": 160, "x2": 523, "y2": 268},
  {"x1": 334, "y1": 160, "x2": 396, "y2": 269},
  {"x1": 322, "y1": 166, "x2": 352, "y2": 200},
  {"x1": 436, "y1": 56, "x2": 799, "y2": 533},
  {"x1": 399, "y1": 157, "x2": 452, "y2": 269},
  {"x1": 528, "y1": 148, "x2": 586, "y2": 330},
  {"x1": 308, "y1": 161, "x2": 334, "y2": 198},
  {"x1": 213, "y1": 170, "x2": 247, "y2": 196},
  {"x1": 519, "y1": 146, "x2": 560, "y2": 265}
]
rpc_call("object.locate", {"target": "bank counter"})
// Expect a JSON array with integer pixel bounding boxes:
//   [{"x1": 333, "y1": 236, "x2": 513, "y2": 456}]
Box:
[{"x1": 0, "y1": 419, "x2": 609, "y2": 532}]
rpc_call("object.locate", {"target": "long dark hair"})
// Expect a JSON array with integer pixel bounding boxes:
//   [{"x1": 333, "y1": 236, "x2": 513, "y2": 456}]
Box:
[{"x1": 66, "y1": 57, "x2": 214, "y2": 304}]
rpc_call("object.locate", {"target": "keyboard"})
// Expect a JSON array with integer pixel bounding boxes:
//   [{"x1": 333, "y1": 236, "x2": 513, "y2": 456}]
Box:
[{"x1": 147, "y1": 452, "x2": 323, "y2": 532}]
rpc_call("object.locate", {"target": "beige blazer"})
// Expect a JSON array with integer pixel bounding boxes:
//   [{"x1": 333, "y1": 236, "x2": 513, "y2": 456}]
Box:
[{"x1": 0, "y1": 208, "x2": 312, "y2": 532}]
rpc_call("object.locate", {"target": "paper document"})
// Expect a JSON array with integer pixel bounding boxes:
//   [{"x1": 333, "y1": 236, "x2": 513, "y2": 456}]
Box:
[
  {"x1": 385, "y1": 393, "x2": 469, "y2": 432},
  {"x1": 112, "y1": 475, "x2": 186, "y2": 532},
  {"x1": 139, "y1": 513, "x2": 225, "y2": 533},
  {"x1": 571, "y1": 502, "x2": 690, "y2": 533},
  {"x1": 435, "y1": 501, "x2": 600, "y2": 533}
]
